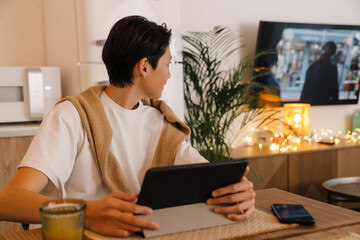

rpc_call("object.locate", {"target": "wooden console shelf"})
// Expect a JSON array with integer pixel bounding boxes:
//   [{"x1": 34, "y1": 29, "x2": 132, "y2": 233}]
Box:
[{"x1": 231, "y1": 142, "x2": 360, "y2": 203}]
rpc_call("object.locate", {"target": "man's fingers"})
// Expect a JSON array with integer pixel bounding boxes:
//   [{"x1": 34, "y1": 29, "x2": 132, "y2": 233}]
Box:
[
  {"x1": 104, "y1": 228, "x2": 134, "y2": 238},
  {"x1": 111, "y1": 191, "x2": 139, "y2": 201},
  {"x1": 207, "y1": 188, "x2": 255, "y2": 205},
  {"x1": 113, "y1": 220, "x2": 142, "y2": 233},
  {"x1": 211, "y1": 178, "x2": 253, "y2": 198},
  {"x1": 120, "y1": 213, "x2": 160, "y2": 230},
  {"x1": 118, "y1": 201, "x2": 153, "y2": 215},
  {"x1": 86, "y1": 192, "x2": 161, "y2": 237},
  {"x1": 227, "y1": 206, "x2": 255, "y2": 221},
  {"x1": 243, "y1": 166, "x2": 250, "y2": 177},
  {"x1": 105, "y1": 195, "x2": 153, "y2": 215},
  {"x1": 103, "y1": 209, "x2": 160, "y2": 231},
  {"x1": 104, "y1": 205, "x2": 160, "y2": 230},
  {"x1": 213, "y1": 199, "x2": 255, "y2": 214},
  {"x1": 87, "y1": 216, "x2": 136, "y2": 238}
]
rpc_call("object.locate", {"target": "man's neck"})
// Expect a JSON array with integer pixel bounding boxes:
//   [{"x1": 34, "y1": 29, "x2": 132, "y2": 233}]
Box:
[
  {"x1": 320, "y1": 54, "x2": 331, "y2": 60},
  {"x1": 104, "y1": 84, "x2": 142, "y2": 110}
]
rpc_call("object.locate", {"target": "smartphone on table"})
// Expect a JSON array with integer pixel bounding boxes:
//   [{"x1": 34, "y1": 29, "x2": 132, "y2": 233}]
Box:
[{"x1": 271, "y1": 204, "x2": 316, "y2": 225}]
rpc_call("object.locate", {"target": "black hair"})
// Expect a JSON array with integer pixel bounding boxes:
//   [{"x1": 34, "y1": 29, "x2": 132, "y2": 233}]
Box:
[
  {"x1": 102, "y1": 16, "x2": 172, "y2": 87},
  {"x1": 323, "y1": 41, "x2": 337, "y2": 56}
]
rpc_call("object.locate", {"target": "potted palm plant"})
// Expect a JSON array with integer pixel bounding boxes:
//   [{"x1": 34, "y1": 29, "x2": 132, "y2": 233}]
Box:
[{"x1": 182, "y1": 26, "x2": 280, "y2": 163}]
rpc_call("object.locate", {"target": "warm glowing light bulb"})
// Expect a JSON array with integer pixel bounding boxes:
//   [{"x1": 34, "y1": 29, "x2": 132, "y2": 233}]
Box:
[{"x1": 293, "y1": 114, "x2": 301, "y2": 123}]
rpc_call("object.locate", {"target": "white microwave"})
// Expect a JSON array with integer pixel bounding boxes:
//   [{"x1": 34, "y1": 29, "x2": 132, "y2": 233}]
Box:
[{"x1": 0, "y1": 66, "x2": 62, "y2": 123}]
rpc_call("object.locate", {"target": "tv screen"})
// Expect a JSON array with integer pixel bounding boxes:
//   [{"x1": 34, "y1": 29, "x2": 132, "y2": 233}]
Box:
[{"x1": 254, "y1": 21, "x2": 360, "y2": 106}]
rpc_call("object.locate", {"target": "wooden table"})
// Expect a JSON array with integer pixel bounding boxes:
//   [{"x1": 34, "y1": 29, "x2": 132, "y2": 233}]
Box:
[
  {"x1": 245, "y1": 188, "x2": 360, "y2": 239},
  {"x1": 1, "y1": 188, "x2": 360, "y2": 240}
]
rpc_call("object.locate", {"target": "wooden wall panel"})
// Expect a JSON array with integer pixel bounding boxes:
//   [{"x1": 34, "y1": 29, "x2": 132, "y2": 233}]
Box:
[
  {"x1": 0, "y1": 136, "x2": 34, "y2": 235},
  {"x1": 288, "y1": 150, "x2": 337, "y2": 202},
  {"x1": 247, "y1": 155, "x2": 288, "y2": 191}
]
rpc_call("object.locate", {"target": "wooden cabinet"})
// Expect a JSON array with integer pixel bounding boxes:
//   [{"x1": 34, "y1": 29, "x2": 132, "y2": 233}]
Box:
[
  {"x1": 288, "y1": 150, "x2": 337, "y2": 202},
  {"x1": 0, "y1": 136, "x2": 34, "y2": 235},
  {"x1": 232, "y1": 143, "x2": 360, "y2": 203},
  {"x1": 247, "y1": 155, "x2": 288, "y2": 191},
  {"x1": 337, "y1": 147, "x2": 360, "y2": 177}
]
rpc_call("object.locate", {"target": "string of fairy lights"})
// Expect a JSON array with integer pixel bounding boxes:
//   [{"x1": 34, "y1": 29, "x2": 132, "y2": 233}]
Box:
[{"x1": 240, "y1": 127, "x2": 360, "y2": 152}]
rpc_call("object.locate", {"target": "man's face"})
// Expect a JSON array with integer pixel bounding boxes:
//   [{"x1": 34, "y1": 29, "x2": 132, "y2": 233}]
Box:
[
  {"x1": 323, "y1": 44, "x2": 336, "y2": 57},
  {"x1": 141, "y1": 46, "x2": 172, "y2": 99}
]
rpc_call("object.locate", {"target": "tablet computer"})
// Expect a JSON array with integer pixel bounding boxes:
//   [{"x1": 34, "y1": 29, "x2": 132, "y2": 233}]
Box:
[{"x1": 137, "y1": 158, "x2": 248, "y2": 210}]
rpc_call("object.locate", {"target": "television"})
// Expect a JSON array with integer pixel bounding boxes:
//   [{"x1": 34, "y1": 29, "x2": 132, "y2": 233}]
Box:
[{"x1": 254, "y1": 21, "x2": 360, "y2": 106}]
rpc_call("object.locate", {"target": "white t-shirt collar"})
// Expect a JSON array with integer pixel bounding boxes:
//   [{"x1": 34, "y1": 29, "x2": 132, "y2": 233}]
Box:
[{"x1": 100, "y1": 91, "x2": 144, "y2": 117}]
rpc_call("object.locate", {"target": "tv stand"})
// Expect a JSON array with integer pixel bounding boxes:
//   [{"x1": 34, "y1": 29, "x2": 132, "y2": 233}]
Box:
[{"x1": 231, "y1": 142, "x2": 360, "y2": 204}]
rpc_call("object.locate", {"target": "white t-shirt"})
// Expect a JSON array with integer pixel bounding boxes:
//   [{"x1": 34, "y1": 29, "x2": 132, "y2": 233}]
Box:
[{"x1": 19, "y1": 92, "x2": 207, "y2": 200}]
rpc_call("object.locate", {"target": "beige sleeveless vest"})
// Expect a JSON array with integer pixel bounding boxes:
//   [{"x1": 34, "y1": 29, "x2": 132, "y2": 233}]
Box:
[{"x1": 57, "y1": 85, "x2": 190, "y2": 193}]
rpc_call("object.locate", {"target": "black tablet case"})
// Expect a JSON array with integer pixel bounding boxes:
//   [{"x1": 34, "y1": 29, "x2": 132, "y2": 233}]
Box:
[{"x1": 137, "y1": 158, "x2": 248, "y2": 210}]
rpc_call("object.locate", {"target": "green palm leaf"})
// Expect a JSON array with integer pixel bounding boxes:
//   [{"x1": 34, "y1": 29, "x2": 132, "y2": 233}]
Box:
[{"x1": 183, "y1": 26, "x2": 285, "y2": 163}]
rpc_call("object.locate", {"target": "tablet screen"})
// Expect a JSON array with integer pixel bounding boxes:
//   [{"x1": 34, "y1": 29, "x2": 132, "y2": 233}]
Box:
[{"x1": 137, "y1": 159, "x2": 248, "y2": 209}]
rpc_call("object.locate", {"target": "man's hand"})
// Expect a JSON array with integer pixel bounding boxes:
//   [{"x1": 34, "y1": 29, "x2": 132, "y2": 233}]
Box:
[
  {"x1": 85, "y1": 191, "x2": 160, "y2": 237},
  {"x1": 206, "y1": 166, "x2": 255, "y2": 221}
]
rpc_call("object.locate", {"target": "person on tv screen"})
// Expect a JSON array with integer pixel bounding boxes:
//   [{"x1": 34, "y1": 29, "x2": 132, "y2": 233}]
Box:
[
  {"x1": 0, "y1": 16, "x2": 255, "y2": 238},
  {"x1": 300, "y1": 41, "x2": 339, "y2": 105}
]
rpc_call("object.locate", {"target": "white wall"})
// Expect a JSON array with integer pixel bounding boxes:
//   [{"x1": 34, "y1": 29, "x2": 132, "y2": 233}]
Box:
[
  {"x1": 2, "y1": 0, "x2": 360, "y2": 133},
  {"x1": 180, "y1": 0, "x2": 360, "y2": 135},
  {"x1": 0, "y1": 0, "x2": 46, "y2": 66},
  {"x1": 43, "y1": 0, "x2": 80, "y2": 97}
]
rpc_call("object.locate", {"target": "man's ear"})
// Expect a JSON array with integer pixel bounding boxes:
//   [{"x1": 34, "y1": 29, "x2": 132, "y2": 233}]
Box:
[{"x1": 138, "y1": 57, "x2": 148, "y2": 76}]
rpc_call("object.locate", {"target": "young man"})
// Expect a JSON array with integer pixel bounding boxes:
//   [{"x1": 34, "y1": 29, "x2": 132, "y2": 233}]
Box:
[{"x1": 0, "y1": 16, "x2": 255, "y2": 237}]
